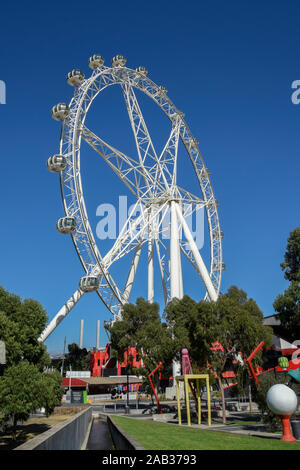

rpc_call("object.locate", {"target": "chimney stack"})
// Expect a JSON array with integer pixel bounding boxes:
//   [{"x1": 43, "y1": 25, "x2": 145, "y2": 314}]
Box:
[
  {"x1": 79, "y1": 319, "x2": 84, "y2": 349},
  {"x1": 96, "y1": 320, "x2": 100, "y2": 350}
]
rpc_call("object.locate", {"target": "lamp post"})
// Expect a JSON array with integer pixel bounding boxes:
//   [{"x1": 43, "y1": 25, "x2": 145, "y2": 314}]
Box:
[{"x1": 125, "y1": 365, "x2": 130, "y2": 414}]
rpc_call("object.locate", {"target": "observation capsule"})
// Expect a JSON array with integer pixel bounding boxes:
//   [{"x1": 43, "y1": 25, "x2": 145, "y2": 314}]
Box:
[
  {"x1": 47, "y1": 154, "x2": 67, "y2": 172},
  {"x1": 136, "y1": 66, "x2": 148, "y2": 75},
  {"x1": 67, "y1": 69, "x2": 85, "y2": 86},
  {"x1": 112, "y1": 55, "x2": 127, "y2": 67},
  {"x1": 88, "y1": 54, "x2": 105, "y2": 69},
  {"x1": 79, "y1": 275, "x2": 99, "y2": 292},
  {"x1": 56, "y1": 217, "x2": 76, "y2": 234},
  {"x1": 51, "y1": 103, "x2": 70, "y2": 121}
]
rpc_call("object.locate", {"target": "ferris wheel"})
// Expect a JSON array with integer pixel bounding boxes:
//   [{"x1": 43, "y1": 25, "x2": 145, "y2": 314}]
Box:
[{"x1": 39, "y1": 54, "x2": 224, "y2": 343}]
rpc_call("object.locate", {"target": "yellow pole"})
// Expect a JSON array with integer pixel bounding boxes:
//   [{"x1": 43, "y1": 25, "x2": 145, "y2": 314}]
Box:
[
  {"x1": 206, "y1": 376, "x2": 211, "y2": 426},
  {"x1": 196, "y1": 379, "x2": 201, "y2": 425},
  {"x1": 184, "y1": 376, "x2": 191, "y2": 426},
  {"x1": 176, "y1": 378, "x2": 182, "y2": 425}
]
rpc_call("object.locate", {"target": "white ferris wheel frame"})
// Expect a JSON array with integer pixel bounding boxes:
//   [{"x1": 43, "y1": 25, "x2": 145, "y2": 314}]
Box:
[{"x1": 39, "y1": 63, "x2": 223, "y2": 343}]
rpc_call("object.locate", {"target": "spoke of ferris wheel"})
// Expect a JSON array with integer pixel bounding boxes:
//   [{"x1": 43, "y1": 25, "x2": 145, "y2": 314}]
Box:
[
  {"x1": 80, "y1": 124, "x2": 204, "y2": 209},
  {"x1": 80, "y1": 124, "x2": 167, "y2": 198},
  {"x1": 151, "y1": 116, "x2": 181, "y2": 192},
  {"x1": 174, "y1": 186, "x2": 205, "y2": 206},
  {"x1": 121, "y1": 83, "x2": 170, "y2": 191},
  {"x1": 175, "y1": 202, "x2": 217, "y2": 301},
  {"x1": 80, "y1": 125, "x2": 146, "y2": 198},
  {"x1": 102, "y1": 197, "x2": 170, "y2": 269}
]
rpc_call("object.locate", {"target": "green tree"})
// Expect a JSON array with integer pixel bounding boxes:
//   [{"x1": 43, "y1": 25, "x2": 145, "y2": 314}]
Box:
[
  {"x1": 273, "y1": 228, "x2": 300, "y2": 340},
  {"x1": 0, "y1": 289, "x2": 49, "y2": 370},
  {"x1": 109, "y1": 298, "x2": 175, "y2": 388},
  {"x1": 63, "y1": 343, "x2": 91, "y2": 372},
  {"x1": 273, "y1": 282, "x2": 300, "y2": 341},
  {"x1": 0, "y1": 362, "x2": 63, "y2": 440},
  {"x1": 38, "y1": 371, "x2": 65, "y2": 417},
  {"x1": 0, "y1": 286, "x2": 63, "y2": 440},
  {"x1": 165, "y1": 287, "x2": 273, "y2": 423},
  {"x1": 280, "y1": 228, "x2": 300, "y2": 282}
]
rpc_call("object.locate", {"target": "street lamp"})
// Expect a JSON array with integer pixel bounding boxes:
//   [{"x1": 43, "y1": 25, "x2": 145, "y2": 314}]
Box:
[{"x1": 125, "y1": 365, "x2": 130, "y2": 414}]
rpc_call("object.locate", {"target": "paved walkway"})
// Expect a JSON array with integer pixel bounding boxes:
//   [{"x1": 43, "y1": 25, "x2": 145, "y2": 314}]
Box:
[{"x1": 184, "y1": 422, "x2": 282, "y2": 440}]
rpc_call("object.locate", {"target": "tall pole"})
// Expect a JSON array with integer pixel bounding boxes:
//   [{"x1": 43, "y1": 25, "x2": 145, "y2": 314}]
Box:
[
  {"x1": 148, "y1": 208, "x2": 154, "y2": 303},
  {"x1": 96, "y1": 320, "x2": 100, "y2": 351},
  {"x1": 170, "y1": 201, "x2": 183, "y2": 382},
  {"x1": 61, "y1": 336, "x2": 66, "y2": 377},
  {"x1": 79, "y1": 319, "x2": 84, "y2": 349}
]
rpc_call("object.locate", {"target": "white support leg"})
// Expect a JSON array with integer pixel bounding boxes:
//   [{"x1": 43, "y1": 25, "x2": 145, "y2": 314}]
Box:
[
  {"x1": 175, "y1": 203, "x2": 218, "y2": 302},
  {"x1": 155, "y1": 239, "x2": 169, "y2": 305},
  {"x1": 148, "y1": 236, "x2": 154, "y2": 303},
  {"x1": 38, "y1": 288, "x2": 85, "y2": 343},
  {"x1": 147, "y1": 208, "x2": 154, "y2": 303},
  {"x1": 178, "y1": 246, "x2": 184, "y2": 299},
  {"x1": 170, "y1": 201, "x2": 181, "y2": 299},
  {"x1": 123, "y1": 242, "x2": 143, "y2": 302},
  {"x1": 170, "y1": 201, "x2": 183, "y2": 380}
]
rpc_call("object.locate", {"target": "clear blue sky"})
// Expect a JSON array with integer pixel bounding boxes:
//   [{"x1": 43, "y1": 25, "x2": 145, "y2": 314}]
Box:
[{"x1": 0, "y1": 0, "x2": 299, "y2": 353}]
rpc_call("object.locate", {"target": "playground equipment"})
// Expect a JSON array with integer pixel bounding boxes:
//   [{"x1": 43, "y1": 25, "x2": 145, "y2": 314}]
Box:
[
  {"x1": 176, "y1": 374, "x2": 211, "y2": 426},
  {"x1": 39, "y1": 54, "x2": 223, "y2": 343},
  {"x1": 148, "y1": 362, "x2": 163, "y2": 414},
  {"x1": 246, "y1": 338, "x2": 300, "y2": 386},
  {"x1": 175, "y1": 348, "x2": 211, "y2": 426},
  {"x1": 267, "y1": 384, "x2": 298, "y2": 442}
]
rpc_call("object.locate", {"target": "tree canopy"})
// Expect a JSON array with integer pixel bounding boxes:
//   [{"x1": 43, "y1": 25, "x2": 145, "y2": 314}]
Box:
[
  {"x1": 0, "y1": 286, "x2": 63, "y2": 439},
  {"x1": 109, "y1": 297, "x2": 175, "y2": 378},
  {"x1": 109, "y1": 287, "x2": 272, "y2": 422},
  {"x1": 164, "y1": 287, "x2": 272, "y2": 368},
  {"x1": 274, "y1": 228, "x2": 300, "y2": 340},
  {"x1": 0, "y1": 286, "x2": 49, "y2": 369},
  {"x1": 165, "y1": 287, "x2": 272, "y2": 423},
  {"x1": 280, "y1": 227, "x2": 300, "y2": 283},
  {"x1": 62, "y1": 343, "x2": 91, "y2": 372}
]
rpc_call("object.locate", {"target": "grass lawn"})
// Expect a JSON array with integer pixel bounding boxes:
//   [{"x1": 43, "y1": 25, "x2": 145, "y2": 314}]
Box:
[{"x1": 111, "y1": 416, "x2": 300, "y2": 450}]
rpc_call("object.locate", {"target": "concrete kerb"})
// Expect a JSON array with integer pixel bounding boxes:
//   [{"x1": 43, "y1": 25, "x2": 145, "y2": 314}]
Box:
[
  {"x1": 81, "y1": 414, "x2": 94, "y2": 450},
  {"x1": 14, "y1": 407, "x2": 92, "y2": 451},
  {"x1": 107, "y1": 415, "x2": 145, "y2": 450}
]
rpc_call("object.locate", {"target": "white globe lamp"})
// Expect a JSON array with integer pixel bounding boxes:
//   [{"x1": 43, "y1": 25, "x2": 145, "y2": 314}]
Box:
[{"x1": 266, "y1": 384, "x2": 298, "y2": 442}]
